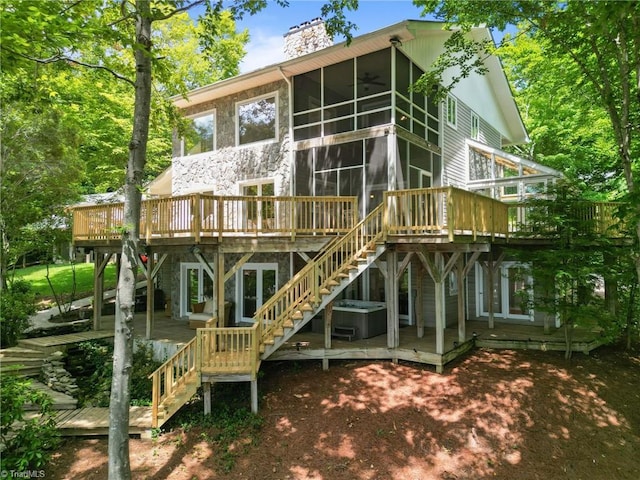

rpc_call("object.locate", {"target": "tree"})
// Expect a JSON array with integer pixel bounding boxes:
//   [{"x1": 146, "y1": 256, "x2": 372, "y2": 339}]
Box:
[
  {"x1": 511, "y1": 181, "x2": 613, "y2": 358},
  {"x1": 414, "y1": 0, "x2": 640, "y2": 284},
  {"x1": 2, "y1": 1, "x2": 357, "y2": 477}
]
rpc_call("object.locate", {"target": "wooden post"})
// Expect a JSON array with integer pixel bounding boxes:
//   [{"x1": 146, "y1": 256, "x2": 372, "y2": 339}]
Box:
[
  {"x1": 487, "y1": 251, "x2": 495, "y2": 330},
  {"x1": 457, "y1": 255, "x2": 465, "y2": 343},
  {"x1": 250, "y1": 378, "x2": 258, "y2": 413},
  {"x1": 434, "y1": 255, "x2": 445, "y2": 356},
  {"x1": 385, "y1": 249, "x2": 399, "y2": 348},
  {"x1": 203, "y1": 381, "x2": 212, "y2": 415},
  {"x1": 145, "y1": 251, "x2": 154, "y2": 339},
  {"x1": 216, "y1": 251, "x2": 225, "y2": 326},
  {"x1": 323, "y1": 301, "x2": 333, "y2": 371},
  {"x1": 416, "y1": 263, "x2": 424, "y2": 338},
  {"x1": 93, "y1": 251, "x2": 111, "y2": 331}
]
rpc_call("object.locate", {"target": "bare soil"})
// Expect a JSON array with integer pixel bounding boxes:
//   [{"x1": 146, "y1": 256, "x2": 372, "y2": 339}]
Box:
[{"x1": 46, "y1": 346, "x2": 639, "y2": 480}]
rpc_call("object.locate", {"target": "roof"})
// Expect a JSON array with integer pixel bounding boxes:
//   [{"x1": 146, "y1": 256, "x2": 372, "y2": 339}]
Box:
[{"x1": 172, "y1": 20, "x2": 528, "y2": 145}]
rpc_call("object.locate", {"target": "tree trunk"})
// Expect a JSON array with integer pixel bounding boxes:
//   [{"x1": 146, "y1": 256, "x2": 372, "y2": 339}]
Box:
[{"x1": 107, "y1": 2, "x2": 152, "y2": 479}]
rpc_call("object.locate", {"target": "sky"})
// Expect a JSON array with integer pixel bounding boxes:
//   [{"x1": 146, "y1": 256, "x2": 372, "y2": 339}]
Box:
[{"x1": 228, "y1": 0, "x2": 434, "y2": 72}]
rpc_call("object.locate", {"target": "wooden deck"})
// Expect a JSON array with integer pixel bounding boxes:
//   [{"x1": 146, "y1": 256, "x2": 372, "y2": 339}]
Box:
[
  {"x1": 269, "y1": 319, "x2": 604, "y2": 368},
  {"x1": 18, "y1": 330, "x2": 115, "y2": 355},
  {"x1": 24, "y1": 406, "x2": 152, "y2": 437}
]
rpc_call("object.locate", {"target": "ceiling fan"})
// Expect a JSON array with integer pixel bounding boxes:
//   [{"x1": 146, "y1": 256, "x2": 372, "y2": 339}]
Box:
[{"x1": 354, "y1": 72, "x2": 385, "y2": 91}]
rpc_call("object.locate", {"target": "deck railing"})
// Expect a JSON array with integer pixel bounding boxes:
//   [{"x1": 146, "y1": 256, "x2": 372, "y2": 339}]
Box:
[
  {"x1": 72, "y1": 194, "x2": 358, "y2": 242},
  {"x1": 197, "y1": 326, "x2": 259, "y2": 375},
  {"x1": 148, "y1": 336, "x2": 198, "y2": 428},
  {"x1": 508, "y1": 201, "x2": 625, "y2": 237},
  {"x1": 385, "y1": 187, "x2": 510, "y2": 240}
]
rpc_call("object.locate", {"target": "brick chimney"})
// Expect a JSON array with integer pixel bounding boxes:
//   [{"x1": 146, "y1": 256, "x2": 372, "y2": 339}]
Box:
[{"x1": 283, "y1": 18, "x2": 333, "y2": 59}]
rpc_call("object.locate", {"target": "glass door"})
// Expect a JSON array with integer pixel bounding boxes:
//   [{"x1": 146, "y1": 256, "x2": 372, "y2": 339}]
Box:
[
  {"x1": 180, "y1": 263, "x2": 214, "y2": 317},
  {"x1": 242, "y1": 181, "x2": 275, "y2": 231},
  {"x1": 239, "y1": 263, "x2": 277, "y2": 322}
]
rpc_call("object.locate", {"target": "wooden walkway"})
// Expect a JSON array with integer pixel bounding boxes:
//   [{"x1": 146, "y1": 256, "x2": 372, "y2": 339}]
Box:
[
  {"x1": 24, "y1": 406, "x2": 153, "y2": 437},
  {"x1": 18, "y1": 330, "x2": 115, "y2": 354},
  {"x1": 25, "y1": 381, "x2": 78, "y2": 410}
]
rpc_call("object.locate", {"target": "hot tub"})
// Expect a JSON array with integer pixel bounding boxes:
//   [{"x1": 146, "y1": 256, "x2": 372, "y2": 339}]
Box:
[{"x1": 332, "y1": 299, "x2": 387, "y2": 340}]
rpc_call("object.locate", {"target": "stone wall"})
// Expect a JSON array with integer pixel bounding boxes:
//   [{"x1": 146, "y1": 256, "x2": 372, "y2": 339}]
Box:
[
  {"x1": 173, "y1": 80, "x2": 292, "y2": 196},
  {"x1": 284, "y1": 18, "x2": 333, "y2": 60}
]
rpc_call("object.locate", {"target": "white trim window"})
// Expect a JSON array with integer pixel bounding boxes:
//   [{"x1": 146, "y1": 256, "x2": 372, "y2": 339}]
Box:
[
  {"x1": 471, "y1": 112, "x2": 480, "y2": 140},
  {"x1": 236, "y1": 93, "x2": 278, "y2": 146},
  {"x1": 446, "y1": 95, "x2": 457, "y2": 129},
  {"x1": 182, "y1": 111, "x2": 215, "y2": 156}
]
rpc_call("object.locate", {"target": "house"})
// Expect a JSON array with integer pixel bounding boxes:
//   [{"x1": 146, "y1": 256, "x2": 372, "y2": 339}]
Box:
[{"x1": 71, "y1": 19, "x2": 622, "y2": 427}]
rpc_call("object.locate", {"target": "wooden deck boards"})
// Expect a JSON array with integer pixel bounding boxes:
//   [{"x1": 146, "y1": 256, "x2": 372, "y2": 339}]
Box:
[
  {"x1": 23, "y1": 406, "x2": 153, "y2": 437},
  {"x1": 19, "y1": 330, "x2": 115, "y2": 354}
]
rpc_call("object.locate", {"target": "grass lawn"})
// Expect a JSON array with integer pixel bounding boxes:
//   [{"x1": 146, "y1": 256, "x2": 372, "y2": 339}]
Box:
[{"x1": 12, "y1": 263, "x2": 118, "y2": 305}]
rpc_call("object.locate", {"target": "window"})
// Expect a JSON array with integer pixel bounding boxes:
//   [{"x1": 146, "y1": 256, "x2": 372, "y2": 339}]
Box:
[
  {"x1": 471, "y1": 112, "x2": 480, "y2": 140},
  {"x1": 446, "y1": 95, "x2": 457, "y2": 128},
  {"x1": 237, "y1": 94, "x2": 277, "y2": 146},
  {"x1": 183, "y1": 112, "x2": 215, "y2": 156}
]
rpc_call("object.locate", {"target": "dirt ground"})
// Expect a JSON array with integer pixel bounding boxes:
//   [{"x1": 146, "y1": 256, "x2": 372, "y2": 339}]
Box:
[{"x1": 46, "y1": 346, "x2": 639, "y2": 480}]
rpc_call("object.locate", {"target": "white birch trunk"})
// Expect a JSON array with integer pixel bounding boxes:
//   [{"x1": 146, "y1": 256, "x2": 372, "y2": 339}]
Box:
[{"x1": 108, "y1": 1, "x2": 152, "y2": 478}]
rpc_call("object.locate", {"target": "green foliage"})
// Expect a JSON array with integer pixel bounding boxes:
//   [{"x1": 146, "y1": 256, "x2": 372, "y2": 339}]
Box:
[
  {"x1": 0, "y1": 375, "x2": 59, "y2": 471},
  {"x1": 12, "y1": 262, "x2": 117, "y2": 304},
  {"x1": 71, "y1": 340, "x2": 162, "y2": 407},
  {"x1": 511, "y1": 181, "x2": 614, "y2": 356},
  {"x1": 0, "y1": 279, "x2": 36, "y2": 347}
]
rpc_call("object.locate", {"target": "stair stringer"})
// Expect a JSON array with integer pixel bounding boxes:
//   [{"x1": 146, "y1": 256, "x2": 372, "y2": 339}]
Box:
[{"x1": 260, "y1": 243, "x2": 387, "y2": 359}]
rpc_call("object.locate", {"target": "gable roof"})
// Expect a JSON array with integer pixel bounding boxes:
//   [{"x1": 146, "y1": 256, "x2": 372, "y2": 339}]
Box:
[{"x1": 172, "y1": 20, "x2": 528, "y2": 145}]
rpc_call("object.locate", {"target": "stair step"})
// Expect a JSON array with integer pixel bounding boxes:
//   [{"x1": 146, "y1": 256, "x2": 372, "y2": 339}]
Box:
[
  {"x1": 337, "y1": 273, "x2": 350, "y2": 278},
  {"x1": 0, "y1": 348, "x2": 47, "y2": 359},
  {"x1": 0, "y1": 357, "x2": 44, "y2": 367},
  {"x1": 263, "y1": 337, "x2": 275, "y2": 346},
  {"x1": 292, "y1": 311, "x2": 303, "y2": 320},
  {"x1": 319, "y1": 288, "x2": 331, "y2": 295},
  {"x1": 301, "y1": 303, "x2": 314, "y2": 311},
  {"x1": 273, "y1": 328, "x2": 284, "y2": 338},
  {"x1": 327, "y1": 279, "x2": 340, "y2": 286},
  {"x1": 1, "y1": 366, "x2": 41, "y2": 376},
  {"x1": 283, "y1": 319, "x2": 294, "y2": 328}
]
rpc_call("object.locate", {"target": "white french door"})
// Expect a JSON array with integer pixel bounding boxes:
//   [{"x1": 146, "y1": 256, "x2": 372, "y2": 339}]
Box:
[
  {"x1": 180, "y1": 263, "x2": 214, "y2": 317},
  {"x1": 476, "y1": 262, "x2": 533, "y2": 321},
  {"x1": 237, "y1": 263, "x2": 277, "y2": 323}
]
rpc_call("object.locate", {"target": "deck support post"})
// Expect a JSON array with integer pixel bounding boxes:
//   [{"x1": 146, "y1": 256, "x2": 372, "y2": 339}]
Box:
[
  {"x1": 203, "y1": 381, "x2": 212, "y2": 415},
  {"x1": 250, "y1": 379, "x2": 258, "y2": 413},
  {"x1": 385, "y1": 248, "x2": 399, "y2": 349},
  {"x1": 416, "y1": 263, "x2": 424, "y2": 338},
  {"x1": 93, "y1": 251, "x2": 112, "y2": 331},
  {"x1": 145, "y1": 251, "x2": 155, "y2": 339},
  {"x1": 483, "y1": 249, "x2": 504, "y2": 330},
  {"x1": 457, "y1": 255, "x2": 465, "y2": 343},
  {"x1": 323, "y1": 301, "x2": 333, "y2": 371},
  {"x1": 216, "y1": 251, "x2": 225, "y2": 326}
]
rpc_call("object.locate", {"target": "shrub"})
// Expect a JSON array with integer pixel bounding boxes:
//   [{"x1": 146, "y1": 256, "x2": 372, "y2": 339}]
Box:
[
  {"x1": 70, "y1": 340, "x2": 162, "y2": 407},
  {"x1": 0, "y1": 375, "x2": 59, "y2": 471},
  {"x1": 0, "y1": 279, "x2": 36, "y2": 347}
]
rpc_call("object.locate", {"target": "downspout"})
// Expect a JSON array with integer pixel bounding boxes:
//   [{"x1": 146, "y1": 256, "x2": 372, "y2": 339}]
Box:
[{"x1": 278, "y1": 67, "x2": 295, "y2": 281}]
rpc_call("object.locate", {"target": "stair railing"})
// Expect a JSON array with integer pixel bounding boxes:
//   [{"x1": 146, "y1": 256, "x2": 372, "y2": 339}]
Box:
[
  {"x1": 149, "y1": 336, "x2": 199, "y2": 428},
  {"x1": 254, "y1": 203, "x2": 385, "y2": 347}
]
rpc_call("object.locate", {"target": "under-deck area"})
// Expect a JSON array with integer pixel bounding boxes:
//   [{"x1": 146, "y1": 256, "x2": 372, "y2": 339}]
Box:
[{"x1": 100, "y1": 313, "x2": 604, "y2": 371}]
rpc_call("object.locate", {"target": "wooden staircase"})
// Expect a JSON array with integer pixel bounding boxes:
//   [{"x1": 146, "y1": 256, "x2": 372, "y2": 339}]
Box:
[{"x1": 149, "y1": 204, "x2": 387, "y2": 427}]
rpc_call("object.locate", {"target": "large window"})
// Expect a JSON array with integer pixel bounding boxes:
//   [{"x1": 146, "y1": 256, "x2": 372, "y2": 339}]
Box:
[
  {"x1": 237, "y1": 94, "x2": 277, "y2": 146},
  {"x1": 183, "y1": 112, "x2": 215, "y2": 156}
]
